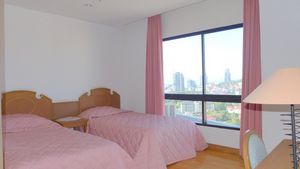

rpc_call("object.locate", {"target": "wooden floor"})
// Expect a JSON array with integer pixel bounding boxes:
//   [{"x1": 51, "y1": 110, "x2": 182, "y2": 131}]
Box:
[{"x1": 167, "y1": 149, "x2": 245, "y2": 169}]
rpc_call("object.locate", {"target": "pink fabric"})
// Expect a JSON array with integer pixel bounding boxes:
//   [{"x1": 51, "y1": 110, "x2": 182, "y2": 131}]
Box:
[
  {"x1": 240, "y1": 0, "x2": 262, "y2": 154},
  {"x1": 85, "y1": 111, "x2": 208, "y2": 169},
  {"x1": 79, "y1": 106, "x2": 123, "y2": 119},
  {"x1": 2, "y1": 114, "x2": 60, "y2": 133},
  {"x1": 4, "y1": 116, "x2": 133, "y2": 169},
  {"x1": 145, "y1": 14, "x2": 165, "y2": 115}
]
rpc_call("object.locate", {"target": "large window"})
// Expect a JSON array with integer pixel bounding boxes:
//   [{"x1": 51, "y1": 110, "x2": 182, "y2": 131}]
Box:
[{"x1": 163, "y1": 24, "x2": 243, "y2": 130}]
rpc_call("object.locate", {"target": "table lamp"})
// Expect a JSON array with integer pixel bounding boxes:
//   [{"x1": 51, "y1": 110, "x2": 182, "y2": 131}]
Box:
[{"x1": 243, "y1": 68, "x2": 300, "y2": 169}]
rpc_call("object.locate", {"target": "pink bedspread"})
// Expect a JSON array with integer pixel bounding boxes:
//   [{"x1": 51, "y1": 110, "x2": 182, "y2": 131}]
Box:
[
  {"x1": 85, "y1": 111, "x2": 208, "y2": 169},
  {"x1": 4, "y1": 125, "x2": 134, "y2": 169}
]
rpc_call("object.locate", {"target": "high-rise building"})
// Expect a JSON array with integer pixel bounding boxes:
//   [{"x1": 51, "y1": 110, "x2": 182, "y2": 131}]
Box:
[
  {"x1": 224, "y1": 68, "x2": 231, "y2": 82},
  {"x1": 173, "y1": 72, "x2": 185, "y2": 92},
  {"x1": 187, "y1": 79, "x2": 197, "y2": 91}
]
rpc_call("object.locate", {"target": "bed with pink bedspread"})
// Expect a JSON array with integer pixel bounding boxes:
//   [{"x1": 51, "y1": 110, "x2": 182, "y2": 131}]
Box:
[
  {"x1": 79, "y1": 106, "x2": 208, "y2": 169},
  {"x1": 3, "y1": 114, "x2": 134, "y2": 169}
]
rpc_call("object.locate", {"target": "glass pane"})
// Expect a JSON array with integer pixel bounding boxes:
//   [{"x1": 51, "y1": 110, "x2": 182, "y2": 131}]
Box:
[
  {"x1": 206, "y1": 102, "x2": 241, "y2": 128},
  {"x1": 204, "y1": 28, "x2": 243, "y2": 95},
  {"x1": 165, "y1": 99, "x2": 202, "y2": 123},
  {"x1": 163, "y1": 35, "x2": 202, "y2": 94}
]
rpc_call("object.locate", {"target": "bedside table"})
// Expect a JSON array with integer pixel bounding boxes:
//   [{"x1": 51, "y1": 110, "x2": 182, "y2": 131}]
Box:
[{"x1": 55, "y1": 116, "x2": 88, "y2": 132}]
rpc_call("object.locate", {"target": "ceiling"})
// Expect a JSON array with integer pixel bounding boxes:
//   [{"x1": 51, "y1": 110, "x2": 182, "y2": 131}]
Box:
[{"x1": 5, "y1": 0, "x2": 206, "y2": 27}]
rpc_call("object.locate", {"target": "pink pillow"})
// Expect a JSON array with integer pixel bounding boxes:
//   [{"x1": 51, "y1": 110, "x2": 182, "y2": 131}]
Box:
[
  {"x1": 2, "y1": 114, "x2": 60, "y2": 133},
  {"x1": 79, "y1": 106, "x2": 123, "y2": 119}
]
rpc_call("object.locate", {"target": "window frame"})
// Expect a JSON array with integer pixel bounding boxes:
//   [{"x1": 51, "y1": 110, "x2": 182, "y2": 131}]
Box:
[{"x1": 163, "y1": 23, "x2": 243, "y2": 130}]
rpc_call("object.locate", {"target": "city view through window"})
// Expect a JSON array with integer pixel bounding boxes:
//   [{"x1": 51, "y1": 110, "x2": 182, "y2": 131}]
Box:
[{"x1": 163, "y1": 26, "x2": 243, "y2": 129}]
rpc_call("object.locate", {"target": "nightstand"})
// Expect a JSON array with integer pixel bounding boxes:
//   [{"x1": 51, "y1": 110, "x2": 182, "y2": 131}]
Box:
[{"x1": 55, "y1": 116, "x2": 88, "y2": 132}]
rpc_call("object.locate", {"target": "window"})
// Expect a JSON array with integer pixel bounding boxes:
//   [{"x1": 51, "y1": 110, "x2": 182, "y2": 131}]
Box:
[{"x1": 163, "y1": 24, "x2": 243, "y2": 130}]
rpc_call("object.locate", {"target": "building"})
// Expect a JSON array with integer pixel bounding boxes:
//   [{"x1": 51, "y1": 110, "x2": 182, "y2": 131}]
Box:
[
  {"x1": 224, "y1": 68, "x2": 231, "y2": 82},
  {"x1": 173, "y1": 72, "x2": 185, "y2": 92},
  {"x1": 187, "y1": 79, "x2": 197, "y2": 91},
  {"x1": 165, "y1": 101, "x2": 176, "y2": 116},
  {"x1": 181, "y1": 101, "x2": 195, "y2": 113}
]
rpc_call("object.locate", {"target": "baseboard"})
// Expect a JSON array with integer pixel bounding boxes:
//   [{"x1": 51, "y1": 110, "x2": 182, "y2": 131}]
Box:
[{"x1": 207, "y1": 143, "x2": 240, "y2": 155}]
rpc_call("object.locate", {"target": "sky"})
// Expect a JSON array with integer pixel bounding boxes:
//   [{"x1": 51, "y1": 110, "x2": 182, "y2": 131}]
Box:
[{"x1": 163, "y1": 27, "x2": 243, "y2": 86}]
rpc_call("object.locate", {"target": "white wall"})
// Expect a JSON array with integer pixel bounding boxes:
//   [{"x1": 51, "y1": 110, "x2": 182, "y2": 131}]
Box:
[
  {"x1": 120, "y1": 20, "x2": 147, "y2": 112},
  {"x1": 5, "y1": 5, "x2": 125, "y2": 105},
  {"x1": 120, "y1": 0, "x2": 243, "y2": 148},
  {"x1": 260, "y1": 0, "x2": 300, "y2": 152},
  {"x1": 0, "y1": 0, "x2": 4, "y2": 167},
  {"x1": 162, "y1": 0, "x2": 242, "y2": 38},
  {"x1": 0, "y1": 1, "x2": 4, "y2": 92}
]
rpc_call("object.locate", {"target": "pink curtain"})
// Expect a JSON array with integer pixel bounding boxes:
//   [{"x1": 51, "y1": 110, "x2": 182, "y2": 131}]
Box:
[
  {"x1": 240, "y1": 0, "x2": 262, "y2": 154},
  {"x1": 145, "y1": 14, "x2": 165, "y2": 115}
]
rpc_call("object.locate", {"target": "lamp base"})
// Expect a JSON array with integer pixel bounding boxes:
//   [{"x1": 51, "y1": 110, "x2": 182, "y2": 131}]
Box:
[{"x1": 289, "y1": 104, "x2": 298, "y2": 169}]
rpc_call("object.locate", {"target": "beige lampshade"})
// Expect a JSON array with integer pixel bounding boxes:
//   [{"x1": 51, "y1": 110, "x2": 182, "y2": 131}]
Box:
[{"x1": 243, "y1": 68, "x2": 300, "y2": 105}]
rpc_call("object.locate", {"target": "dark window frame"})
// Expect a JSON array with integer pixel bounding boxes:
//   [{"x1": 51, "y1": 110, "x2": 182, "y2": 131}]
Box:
[{"x1": 163, "y1": 23, "x2": 243, "y2": 130}]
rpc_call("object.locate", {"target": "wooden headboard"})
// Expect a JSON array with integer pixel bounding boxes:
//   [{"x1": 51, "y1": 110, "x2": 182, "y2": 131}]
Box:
[
  {"x1": 2, "y1": 90, "x2": 54, "y2": 119},
  {"x1": 79, "y1": 88, "x2": 120, "y2": 112}
]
